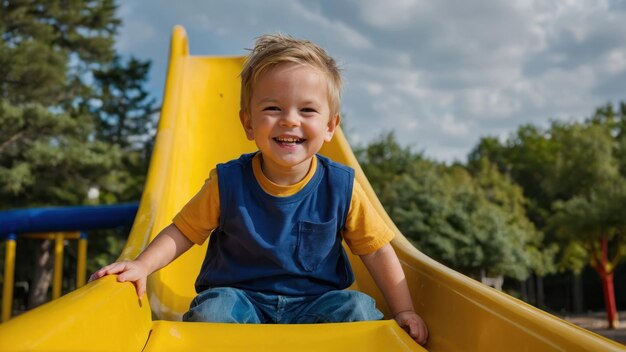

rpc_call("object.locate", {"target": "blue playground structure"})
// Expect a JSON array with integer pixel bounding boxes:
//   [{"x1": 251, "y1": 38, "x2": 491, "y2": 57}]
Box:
[{"x1": 0, "y1": 203, "x2": 138, "y2": 321}]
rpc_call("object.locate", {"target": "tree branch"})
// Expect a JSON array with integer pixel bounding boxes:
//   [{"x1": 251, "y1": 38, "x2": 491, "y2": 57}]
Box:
[
  {"x1": 0, "y1": 130, "x2": 24, "y2": 154},
  {"x1": 609, "y1": 230, "x2": 625, "y2": 272},
  {"x1": 588, "y1": 239, "x2": 603, "y2": 272}
]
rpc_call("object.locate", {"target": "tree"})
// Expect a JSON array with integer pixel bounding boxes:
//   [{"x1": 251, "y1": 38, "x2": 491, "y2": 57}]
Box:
[
  {"x1": 470, "y1": 158, "x2": 557, "y2": 278},
  {"x1": 0, "y1": 1, "x2": 156, "y2": 308},
  {"x1": 469, "y1": 125, "x2": 558, "y2": 229},
  {"x1": 0, "y1": 0, "x2": 120, "y2": 204},
  {"x1": 0, "y1": 102, "x2": 118, "y2": 207},
  {"x1": 357, "y1": 133, "x2": 548, "y2": 282},
  {"x1": 471, "y1": 104, "x2": 626, "y2": 328},
  {"x1": 90, "y1": 55, "x2": 158, "y2": 203},
  {"x1": 92, "y1": 56, "x2": 156, "y2": 148},
  {"x1": 0, "y1": 0, "x2": 120, "y2": 308},
  {"x1": 543, "y1": 121, "x2": 623, "y2": 328},
  {"x1": 550, "y1": 180, "x2": 626, "y2": 329}
]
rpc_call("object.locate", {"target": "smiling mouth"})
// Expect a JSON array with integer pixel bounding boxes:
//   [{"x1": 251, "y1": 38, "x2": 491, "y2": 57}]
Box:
[{"x1": 273, "y1": 137, "x2": 306, "y2": 145}]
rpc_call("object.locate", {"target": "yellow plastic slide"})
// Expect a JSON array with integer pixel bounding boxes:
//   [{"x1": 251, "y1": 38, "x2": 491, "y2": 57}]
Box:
[{"x1": 0, "y1": 26, "x2": 623, "y2": 351}]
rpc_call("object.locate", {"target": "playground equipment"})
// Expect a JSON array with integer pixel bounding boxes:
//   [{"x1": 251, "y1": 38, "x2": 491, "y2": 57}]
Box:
[
  {"x1": 0, "y1": 26, "x2": 623, "y2": 351},
  {"x1": 0, "y1": 203, "x2": 138, "y2": 322}
]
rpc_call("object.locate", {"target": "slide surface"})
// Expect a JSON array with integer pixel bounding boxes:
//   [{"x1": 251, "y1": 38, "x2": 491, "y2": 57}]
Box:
[{"x1": 0, "y1": 26, "x2": 623, "y2": 351}]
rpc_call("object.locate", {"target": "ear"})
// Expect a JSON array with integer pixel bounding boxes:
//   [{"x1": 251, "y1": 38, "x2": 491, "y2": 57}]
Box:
[
  {"x1": 324, "y1": 113, "x2": 341, "y2": 142},
  {"x1": 239, "y1": 110, "x2": 255, "y2": 141}
]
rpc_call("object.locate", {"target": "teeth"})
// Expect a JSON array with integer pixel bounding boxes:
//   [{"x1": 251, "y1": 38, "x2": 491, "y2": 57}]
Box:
[{"x1": 275, "y1": 137, "x2": 302, "y2": 143}]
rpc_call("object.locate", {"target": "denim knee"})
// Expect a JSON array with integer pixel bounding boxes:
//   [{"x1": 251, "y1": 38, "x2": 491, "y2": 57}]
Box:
[
  {"x1": 296, "y1": 290, "x2": 384, "y2": 323},
  {"x1": 341, "y1": 291, "x2": 384, "y2": 321},
  {"x1": 182, "y1": 287, "x2": 262, "y2": 323}
]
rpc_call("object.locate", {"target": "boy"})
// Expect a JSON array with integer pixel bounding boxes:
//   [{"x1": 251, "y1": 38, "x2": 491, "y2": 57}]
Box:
[{"x1": 90, "y1": 34, "x2": 428, "y2": 345}]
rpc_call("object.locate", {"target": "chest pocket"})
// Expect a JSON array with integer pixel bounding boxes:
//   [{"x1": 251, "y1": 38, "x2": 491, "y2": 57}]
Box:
[{"x1": 296, "y1": 218, "x2": 338, "y2": 272}]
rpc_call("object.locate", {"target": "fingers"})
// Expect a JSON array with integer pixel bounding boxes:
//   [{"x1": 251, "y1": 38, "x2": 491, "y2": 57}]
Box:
[
  {"x1": 408, "y1": 319, "x2": 428, "y2": 345},
  {"x1": 133, "y1": 277, "x2": 147, "y2": 299},
  {"x1": 90, "y1": 262, "x2": 121, "y2": 279},
  {"x1": 88, "y1": 263, "x2": 118, "y2": 282},
  {"x1": 116, "y1": 266, "x2": 139, "y2": 283},
  {"x1": 88, "y1": 261, "x2": 133, "y2": 282},
  {"x1": 406, "y1": 320, "x2": 418, "y2": 339},
  {"x1": 396, "y1": 312, "x2": 429, "y2": 346},
  {"x1": 89, "y1": 261, "x2": 148, "y2": 299}
]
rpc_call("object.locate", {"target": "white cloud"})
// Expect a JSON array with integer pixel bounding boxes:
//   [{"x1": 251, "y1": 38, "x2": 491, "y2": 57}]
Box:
[
  {"x1": 364, "y1": 82, "x2": 383, "y2": 96},
  {"x1": 116, "y1": 0, "x2": 626, "y2": 162},
  {"x1": 357, "y1": 0, "x2": 427, "y2": 30},
  {"x1": 604, "y1": 49, "x2": 626, "y2": 74},
  {"x1": 464, "y1": 89, "x2": 522, "y2": 119},
  {"x1": 290, "y1": 2, "x2": 372, "y2": 49},
  {"x1": 440, "y1": 115, "x2": 469, "y2": 137}
]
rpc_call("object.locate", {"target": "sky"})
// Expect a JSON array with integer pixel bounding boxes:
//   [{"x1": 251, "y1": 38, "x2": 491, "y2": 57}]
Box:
[{"x1": 115, "y1": 0, "x2": 626, "y2": 163}]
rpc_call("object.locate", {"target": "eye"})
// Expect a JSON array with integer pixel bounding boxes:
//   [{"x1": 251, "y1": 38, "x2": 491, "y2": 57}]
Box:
[
  {"x1": 263, "y1": 106, "x2": 280, "y2": 111},
  {"x1": 301, "y1": 107, "x2": 318, "y2": 114}
]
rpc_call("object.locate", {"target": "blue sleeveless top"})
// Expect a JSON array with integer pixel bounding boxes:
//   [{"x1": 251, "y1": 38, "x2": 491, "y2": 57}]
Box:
[{"x1": 194, "y1": 153, "x2": 356, "y2": 296}]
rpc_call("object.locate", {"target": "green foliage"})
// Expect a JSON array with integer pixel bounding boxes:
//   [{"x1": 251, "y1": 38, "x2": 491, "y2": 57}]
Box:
[
  {"x1": 86, "y1": 229, "x2": 127, "y2": 274},
  {"x1": 549, "y1": 179, "x2": 626, "y2": 272},
  {"x1": 470, "y1": 102, "x2": 626, "y2": 276},
  {"x1": 0, "y1": 0, "x2": 122, "y2": 208},
  {"x1": 1, "y1": 0, "x2": 119, "y2": 104},
  {"x1": 544, "y1": 123, "x2": 618, "y2": 200},
  {"x1": 0, "y1": 100, "x2": 120, "y2": 207},
  {"x1": 0, "y1": 1, "x2": 156, "y2": 304},
  {"x1": 557, "y1": 241, "x2": 588, "y2": 274},
  {"x1": 0, "y1": 0, "x2": 156, "y2": 206},
  {"x1": 92, "y1": 56, "x2": 156, "y2": 147},
  {"x1": 90, "y1": 55, "x2": 158, "y2": 203},
  {"x1": 469, "y1": 124, "x2": 558, "y2": 228},
  {"x1": 357, "y1": 133, "x2": 550, "y2": 280}
]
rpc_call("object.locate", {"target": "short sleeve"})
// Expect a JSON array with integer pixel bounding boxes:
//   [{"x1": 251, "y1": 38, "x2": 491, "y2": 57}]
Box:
[
  {"x1": 172, "y1": 169, "x2": 220, "y2": 245},
  {"x1": 342, "y1": 179, "x2": 395, "y2": 255}
]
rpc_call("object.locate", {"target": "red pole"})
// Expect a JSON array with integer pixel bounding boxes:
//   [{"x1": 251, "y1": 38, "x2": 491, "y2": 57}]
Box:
[
  {"x1": 595, "y1": 237, "x2": 619, "y2": 329},
  {"x1": 600, "y1": 272, "x2": 619, "y2": 329}
]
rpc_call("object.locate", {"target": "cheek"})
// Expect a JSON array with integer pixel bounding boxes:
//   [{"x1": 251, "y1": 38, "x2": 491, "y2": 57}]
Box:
[
  {"x1": 249, "y1": 119, "x2": 275, "y2": 140},
  {"x1": 312, "y1": 126, "x2": 332, "y2": 143}
]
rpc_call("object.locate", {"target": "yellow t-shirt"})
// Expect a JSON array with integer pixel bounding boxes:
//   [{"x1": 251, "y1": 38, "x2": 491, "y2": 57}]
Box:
[{"x1": 173, "y1": 154, "x2": 394, "y2": 256}]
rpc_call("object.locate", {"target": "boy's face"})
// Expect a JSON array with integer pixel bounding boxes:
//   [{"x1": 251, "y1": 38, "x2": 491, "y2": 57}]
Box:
[{"x1": 240, "y1": 63, "x2": 339, "y2": 181}]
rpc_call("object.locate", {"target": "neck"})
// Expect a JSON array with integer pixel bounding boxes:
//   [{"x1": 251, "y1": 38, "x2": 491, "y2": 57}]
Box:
[{"x1": 259, "y1": 155, "x2": 312, "y2": 186}]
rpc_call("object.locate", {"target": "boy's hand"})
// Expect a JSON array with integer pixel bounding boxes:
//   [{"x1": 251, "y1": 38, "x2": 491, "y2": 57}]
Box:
[
  {"x1": 88, "y1": 260, "x2": 149, "y2": 299},
  {"x1": 395, "y1": 310, "x2": 428, "y2": 345}
]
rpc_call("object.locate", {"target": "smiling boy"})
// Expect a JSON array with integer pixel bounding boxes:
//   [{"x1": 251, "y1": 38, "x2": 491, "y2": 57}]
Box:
[{"x1": 90, "y1": 34, "x2": 428, "y2": 345}]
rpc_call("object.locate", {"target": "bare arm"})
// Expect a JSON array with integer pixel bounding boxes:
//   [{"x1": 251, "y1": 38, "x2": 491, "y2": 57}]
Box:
[
  {"x1": 89, "y1": 223, "x2": 194, "y2": 298},
  {"x1": 360, "y1": 243, "x2": 428, "y2": 345},
  {"x1": 133, "y1": 223, "x2": 194, "y2": 273}
]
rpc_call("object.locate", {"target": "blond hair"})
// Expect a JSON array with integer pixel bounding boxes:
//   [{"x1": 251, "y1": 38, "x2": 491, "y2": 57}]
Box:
[{"x1": 240, "y1": 34, "x2": 342, "y2": 117}]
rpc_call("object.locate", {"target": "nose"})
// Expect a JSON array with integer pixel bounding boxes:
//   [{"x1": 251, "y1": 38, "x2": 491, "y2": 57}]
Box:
[{"x1": 280, "y1": 109, "x2": 300, "y2": 127}]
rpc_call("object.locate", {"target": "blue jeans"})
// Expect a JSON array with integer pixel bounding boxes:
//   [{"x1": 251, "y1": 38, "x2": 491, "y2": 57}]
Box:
[{"x1": 182, "y1": 287, "x2": 384, "y2": 324}]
